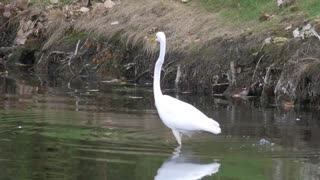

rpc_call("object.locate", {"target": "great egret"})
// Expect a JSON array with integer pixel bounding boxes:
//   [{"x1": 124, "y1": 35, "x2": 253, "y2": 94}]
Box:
[{"x1": 150, "y1": 32, "x2": 221, "y2": 145}]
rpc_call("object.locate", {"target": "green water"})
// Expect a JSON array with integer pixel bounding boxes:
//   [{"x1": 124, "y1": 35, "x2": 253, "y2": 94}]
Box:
[{"x1": 0, "y1": 74, "x2": 319, "y2": 180}]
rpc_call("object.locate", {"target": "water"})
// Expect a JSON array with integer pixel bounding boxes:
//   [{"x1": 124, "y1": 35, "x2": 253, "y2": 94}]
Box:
[{"x1": 0, "y1": 73, "x2": 320, "y2": 180}]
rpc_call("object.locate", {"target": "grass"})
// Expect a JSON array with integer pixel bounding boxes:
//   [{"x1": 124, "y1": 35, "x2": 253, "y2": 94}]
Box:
[
  {"x1": 2, "y1": 0, "x2": 74, "y2": 7},
  {"x1": 29, "y1": 0, "x2": 74, "y2": 6},
  {"x1": 297, "y1": 0, "x2": 320, "y2": 18},
  {"x1": 199, "y1": 0, "x2": 276, "y2": 21},
  {"x1": 19, "y1": 0, "x2": 320, "y2": 55},
  {"x1": 199, "y1": 0, "x2": 320, "y2": 21},
  {"x1": 64, "y1": 30, "x2": 91, "y2": 42}
]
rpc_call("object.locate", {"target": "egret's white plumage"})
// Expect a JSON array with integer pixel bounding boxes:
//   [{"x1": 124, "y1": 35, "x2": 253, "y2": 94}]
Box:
[{"x1": 151, "y1": 32, "x2": 221, "y2": 145}]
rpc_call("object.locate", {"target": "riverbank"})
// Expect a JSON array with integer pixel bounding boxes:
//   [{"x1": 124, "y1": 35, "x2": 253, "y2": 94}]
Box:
[{"x1": 1, "y1": 0, "x2": 320, "y2": 107}]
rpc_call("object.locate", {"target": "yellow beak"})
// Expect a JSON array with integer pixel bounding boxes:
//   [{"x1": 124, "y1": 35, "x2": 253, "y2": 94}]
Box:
[{"x1": 149, "y1": 36, "x2": 157, "y2": 43}]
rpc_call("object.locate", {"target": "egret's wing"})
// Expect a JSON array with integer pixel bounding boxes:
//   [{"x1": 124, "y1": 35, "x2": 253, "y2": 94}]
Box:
[{"x1": 157, "y1": 95, "x2": 220, "y2": 134}]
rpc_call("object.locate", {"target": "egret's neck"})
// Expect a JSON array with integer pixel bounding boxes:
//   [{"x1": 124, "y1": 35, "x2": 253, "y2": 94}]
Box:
[{"x1": 153, "y1": 39, "x2": 166, "y2": 100}]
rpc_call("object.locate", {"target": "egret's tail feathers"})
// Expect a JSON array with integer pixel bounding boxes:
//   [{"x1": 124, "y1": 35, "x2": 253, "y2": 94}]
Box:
[
  {"x1": 204, "y1": 119, "x2": 221, "y2": 134},
  {"x1": 210, "y1": 118, "x2": 220, "y2": 127}
]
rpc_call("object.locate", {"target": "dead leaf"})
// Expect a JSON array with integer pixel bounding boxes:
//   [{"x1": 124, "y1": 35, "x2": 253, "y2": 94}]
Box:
[
  {"x1": 104, "y1": 0, "x2": 115, "y2": 9},
  {"x1": 50, "y1": 0, "x2": 59, "y2": 4},
  {"x1": 259, "y1": 11, "x2": 273, "y2": 21},
  {"x1": 194, "y1": 38, "x2": 200, "y2": 42},
  {"x1": 273, "y1": 37, "x2": 288, "y2": 44},
  {"x1": 148, "y1": 27, "x2": 158, "y2": 34},
  {"x1": 111, "y1": 21, "x2": 119, "y2": 25},
  {"x1": 277, "y1": 0, "x2": 285, "y2": 7},
  {"x1": 284, "y1": 24, "x2": 292, "y2": 31},
  {"x1": 79, "y1": 7, "x2": 90, "y2": 13}
]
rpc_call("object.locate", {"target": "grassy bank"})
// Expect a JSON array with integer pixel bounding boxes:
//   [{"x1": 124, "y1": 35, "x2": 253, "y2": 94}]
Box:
[{"x1": 3, "y1": 0, "x2": 320, "y2": 105}]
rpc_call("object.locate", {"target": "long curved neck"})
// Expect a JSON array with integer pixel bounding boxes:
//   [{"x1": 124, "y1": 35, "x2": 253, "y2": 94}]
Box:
[{"x1": 154, "y1": 39, "x2": 166, "y2": 100}]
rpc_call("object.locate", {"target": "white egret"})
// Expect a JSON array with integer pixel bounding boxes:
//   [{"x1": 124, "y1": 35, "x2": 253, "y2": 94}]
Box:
[{"x1": 150, "y1": 32, "x2": 221, "y2": 145}]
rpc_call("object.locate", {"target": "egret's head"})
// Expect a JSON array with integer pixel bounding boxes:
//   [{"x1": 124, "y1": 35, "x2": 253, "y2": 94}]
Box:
[{"x1": 149, "y1": 32, "x2": 166, "y2": 43}]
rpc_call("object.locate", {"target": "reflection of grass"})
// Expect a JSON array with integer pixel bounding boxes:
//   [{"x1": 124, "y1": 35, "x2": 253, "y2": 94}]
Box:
[
  {"x1": 17, "y1": 123, "x2": 125, "y2": 142},
  {"x1": 219, "y1": 156, "x2": 271, "y2": 180},
  {"x1": 191, "y1": 139, "x2": 275, "y2": 180}
]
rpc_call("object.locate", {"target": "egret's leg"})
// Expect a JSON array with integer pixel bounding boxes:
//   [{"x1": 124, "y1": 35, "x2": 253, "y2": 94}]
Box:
[{"x1": 172, "y1": 129, "x2": 182, "y2": 145}]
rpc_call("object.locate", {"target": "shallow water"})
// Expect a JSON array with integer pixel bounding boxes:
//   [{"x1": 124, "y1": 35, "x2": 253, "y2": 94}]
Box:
[{"x1": 0, "y1": 74, "x2": 320, "y2": 180}]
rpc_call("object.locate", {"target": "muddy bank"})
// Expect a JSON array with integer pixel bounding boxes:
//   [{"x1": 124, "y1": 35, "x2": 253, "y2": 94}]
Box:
[{"x1": 1, "y1": 0, "x2": 320, "y2": 107}]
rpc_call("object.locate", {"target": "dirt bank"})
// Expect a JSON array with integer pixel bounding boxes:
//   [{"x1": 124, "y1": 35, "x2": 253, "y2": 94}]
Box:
[{"x1": 1, "y1": 0, "x2": 320, "y2": 106}]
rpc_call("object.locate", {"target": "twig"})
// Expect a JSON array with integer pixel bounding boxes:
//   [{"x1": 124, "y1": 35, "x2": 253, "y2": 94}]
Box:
[
  {"x1": 36, "y1": 53, "x2": 44, "y2": 65},
  {"x1": 67, "y1": 40, "x2": 80, "y2": 75},
  {"x1": 251, "y1": 55, "x2": 264, "y2": 83},
  {"x1": 212, "y1": 83, "x2": 229, "y2": 87},
  {"x1": 175, "y1": 64, "x2": 181, "y2": 90},
  {"x1": 230, "y1": 61, "x2": 236, "y2": 86},
  {"x1": 264, "y1": 63, "x2": 274, "y2": 84},
  {"x1": 80, "y1": 38, "x2": 88, "y2": 50},
  {"x1": 311, "y1": 28, "x2": 320, "y2": 41},
  {"x1": 74, "y1": 40, "x2": 81, "y2": 55},
  {"x1": 299, "y1": 57, "x2": 320, "y2": 62},
  {"x1": 78, "y1": 64, "x2": 90, "y2": 77}
]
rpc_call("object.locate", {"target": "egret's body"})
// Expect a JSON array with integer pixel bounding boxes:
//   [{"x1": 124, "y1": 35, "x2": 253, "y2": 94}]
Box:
[{"x1": 151, "y1": 32, "x2": 221, "y2": 145}]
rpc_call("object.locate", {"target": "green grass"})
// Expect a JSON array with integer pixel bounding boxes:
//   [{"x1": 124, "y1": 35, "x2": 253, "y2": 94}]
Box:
[
  {"x1": 199, "y1": 0, "x2": 320, "y2": 22},
  {"x1": 200, "y1": 0, "x2": 275, "y2": 21},
  {"x1": 64, "y1": 31, "x2": 90, "y2": 42},
  {"x1": 29, "y1": 0, "x2": 74, "y2": 6},
  {"x1": 297, "y1": 0, "x2": 320, "y2": 18},
  {"x1": 2, "y1": 0, "x2": 74, "y2": 6}
]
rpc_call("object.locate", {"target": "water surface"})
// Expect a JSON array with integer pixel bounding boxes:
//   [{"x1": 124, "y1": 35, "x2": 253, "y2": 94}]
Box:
[{"x1": 0, "y1": 74, "x2": 319, "y2": 180}]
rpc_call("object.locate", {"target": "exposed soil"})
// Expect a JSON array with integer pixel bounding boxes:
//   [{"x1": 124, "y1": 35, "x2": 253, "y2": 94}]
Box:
[{"x1": 1, "y1": 0, "x2": 320, "y2": 107}]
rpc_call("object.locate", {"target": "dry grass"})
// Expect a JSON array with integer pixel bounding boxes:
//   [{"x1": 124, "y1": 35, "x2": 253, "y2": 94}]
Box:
[
  {"x1": 43, "y1": 9, "x2": 71, "y2": 50},
  {"x1": 73, "y1": 0, "x2": 240, "y2": 54}
]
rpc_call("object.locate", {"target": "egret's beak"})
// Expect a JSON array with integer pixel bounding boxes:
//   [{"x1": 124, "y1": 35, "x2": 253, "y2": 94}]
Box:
[{"x1": 149, "y1": 36, "x2": 157, "y2": 43}]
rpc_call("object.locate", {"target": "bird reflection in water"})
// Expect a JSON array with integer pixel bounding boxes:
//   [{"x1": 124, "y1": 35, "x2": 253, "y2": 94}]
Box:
[{"x1": 155, "y1": 147, "x2": 220, "y2": 180}]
